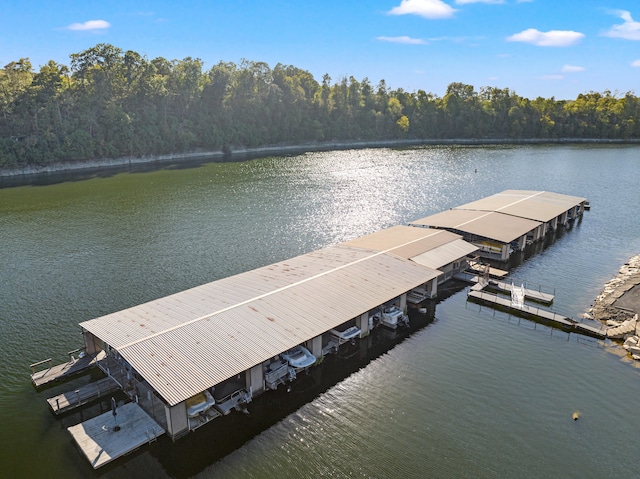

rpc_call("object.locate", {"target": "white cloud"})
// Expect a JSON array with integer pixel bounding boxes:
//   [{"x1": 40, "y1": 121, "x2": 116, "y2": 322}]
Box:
[
  {"x1": 66, "y1": 20, "x2": 110, "y2": 31},
  {"x1": 632, "y1": 59, "x2": 640, "y2": 67},
  {"x1": 388, "y1": 0, "x2": 456, "y2": 19},
  {"x1": 562, "y1": 65, "x2": 585, "y2": 73},
  {"x1": 456, "y1": 0, "x2": 503, "y2": 4},
  {"x1": 603, "y1": 10, "x2": 640, "y2": 40},
  {"x1": 506, "y1": 28, "x2": 584, "y2": 47},
  {"x1": 377, "y1": 36, "x2": 428, "y2": 45}
]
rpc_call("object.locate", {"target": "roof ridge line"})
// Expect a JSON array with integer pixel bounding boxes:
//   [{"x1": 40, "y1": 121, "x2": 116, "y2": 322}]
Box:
[{"x1": 116, "y1": 229, "x2": 445, "y2": 351}]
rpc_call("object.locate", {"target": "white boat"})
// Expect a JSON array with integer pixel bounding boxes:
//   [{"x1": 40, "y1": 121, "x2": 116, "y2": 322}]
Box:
[
  {"x1": 211, "y1": 377, "x2": 253, "y2": 415},
  {"x1": 264, "y1": 359, "x2": 296, "y2": 390},
  {"x1": 281, "y1": 345, "x2": 316, "y2": 369},
  {"x1": 186, "y1": 390, "x2": 215, "y2": 417},
  {"x1": 377, "y1": 305, "x2": 409, "y2": 330},
  {"x1": 329, "y1": 325, "x2": 361, "y2": 345},
  {"x1": 214, "y1": 388, "x2": 252, "y2": 415}
]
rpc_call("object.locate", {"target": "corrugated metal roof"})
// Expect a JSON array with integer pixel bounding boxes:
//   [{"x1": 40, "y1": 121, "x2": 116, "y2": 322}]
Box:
[
  {"x1": 409, "y1": 209, "x2": 541, "y2": 243},
  {"x1": 455, "y1": 190, "x2": 586, "y2": 223},
  {"x1": 340, "y1": 225, "x2": 469, "y2": 259},
  {"x1": 81, "y1": 245, "x2": 441, "y2": 406},
  {"x1": 410, "y1": 239, "x2": 479, "y2": 270}
]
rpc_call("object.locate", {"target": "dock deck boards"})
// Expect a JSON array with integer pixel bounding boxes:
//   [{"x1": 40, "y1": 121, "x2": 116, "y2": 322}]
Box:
[
  {"x1": 468, "y1": 290, "x2": 573, "y2": 326},
  {"x1": 468, "y1": 290, "x2": 605, "y2": 338},
  {"x1": 47, "y1": 377, "x2": 120, "y2": 415},
  {"x1": 574, "y1": 321, "x2": 607, "y2": 337},
  {"x1": 31, "y1": 351, "x2": 106, "y2": 388},
  {"x1": 67, "y1": 402, "x2": 165, "y2": 469},
  {"x1": 458, "y1": 274, "x2": 555, "y2": 304},
  {"x1": 490, "y1": 280, "x2": 554, "y2": 304},
  {"x1": 468, "y1": 261, "x2": 509, "y2": 278}
]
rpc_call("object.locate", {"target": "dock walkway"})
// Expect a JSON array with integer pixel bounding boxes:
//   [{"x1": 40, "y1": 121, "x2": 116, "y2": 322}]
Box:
[
  {"x1": 47, "y1": 376, "x2": 120, "y2": 415},
  {"x1": 457, "y1": 273, "x2": 555, "y2": 304},
  {"x1": 30, "y1": 351, "x2": 106, "y2": 388},
  {"x1": 468, "y1": 290, "x2": 605, "y2": 338},
  {"x1": 67, "y1": 401, "x2": 165, "y2": 469}
]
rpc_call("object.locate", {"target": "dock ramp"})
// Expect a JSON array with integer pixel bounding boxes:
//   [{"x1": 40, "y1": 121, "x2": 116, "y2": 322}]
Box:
[{"x1": 47, "y1": 377, "x2": 120, "y2": 415}]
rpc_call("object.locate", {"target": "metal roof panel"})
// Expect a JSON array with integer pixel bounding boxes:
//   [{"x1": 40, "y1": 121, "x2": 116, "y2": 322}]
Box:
[
  {"x1": 455, "y1": 190, "x2": 587, "y2": 222},
  {"x1": 82, "y1": 245, "x2": 442, "y2": 405},
  {"x1": 409, "y1": 210, "x2": 541, "y2": 243}
]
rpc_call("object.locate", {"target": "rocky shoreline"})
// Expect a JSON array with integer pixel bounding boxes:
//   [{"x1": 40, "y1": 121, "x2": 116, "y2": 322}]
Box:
[
  {"x1": 587, "y1": 253, "x2": 640, "y2": 360},
  {"x1": 588, "y1": 253, "x2": 640, "y2": 323},
  {"x1": 2, "y1": 137, "x2": 639, "y2": 180}
]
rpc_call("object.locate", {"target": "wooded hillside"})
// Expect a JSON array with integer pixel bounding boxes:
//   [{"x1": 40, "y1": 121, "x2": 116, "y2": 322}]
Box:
[{"x1": 1, "y1": 43, "x2": 638, "y2": 167}]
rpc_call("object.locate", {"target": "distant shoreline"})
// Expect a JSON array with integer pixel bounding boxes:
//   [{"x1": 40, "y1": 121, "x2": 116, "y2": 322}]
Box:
[{"x1": 1, "y1": 138, "x2": 639, "y2": 180}]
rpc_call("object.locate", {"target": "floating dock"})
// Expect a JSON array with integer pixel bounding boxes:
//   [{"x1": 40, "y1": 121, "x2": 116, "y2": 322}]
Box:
[
  {"x1": 67, "y1": 402, "x2": 165, "y2": 469},
  {"x1": 467, "y1": 261, "x2": 509, "y2": 278},
  {"x1": 30, "y1": 351, "x2": 106, "y2": 388},
  {"x1": 489, "y1": 280, "x2": 553, "y2": 305},
  {"x1": 459, "y1": 274, "x2": 554, "y2": 304},
  {"x1": 46, "y1": 377, "x2": 120, "y2": 415},
  {"x1": 467, "y1": 290, "x2": 605, "y2": 338}
]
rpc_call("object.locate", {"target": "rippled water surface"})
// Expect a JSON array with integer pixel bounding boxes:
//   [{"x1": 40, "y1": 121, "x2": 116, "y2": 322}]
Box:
[{"x1": 1, "y1": 145, "x2": 640, "y2": 478}]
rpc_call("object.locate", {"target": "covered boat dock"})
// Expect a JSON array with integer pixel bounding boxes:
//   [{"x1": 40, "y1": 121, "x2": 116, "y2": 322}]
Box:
[
  {"x1": 76, "y1": 226, "x2": 476, "y2": 452},
  {"x1": 340, "y1": 226, "x2": 478, "y2": 285},
  {"x1": 45, "y1": 189, "x2": 590, "y2": 468},
  {"x1": 409, "y1": 190, "x2": 587, "y2": 262}
]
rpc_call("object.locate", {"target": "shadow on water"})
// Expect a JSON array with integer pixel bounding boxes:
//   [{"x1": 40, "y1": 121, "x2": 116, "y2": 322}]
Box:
[
  {"x1": 37, "y1": 209, "x2": 585, "y2": 478},
  {"x1": 0, "y1": 149, "x2": 316, "y2": 189},
  {"x1": 0, "y1": 156, "x2": 225, "y2": 189},
  {"x1": 478, "y1": 217, "x2": 583, "y2": 273},
  {"x1": 87, "y1": 303, "x2": 443, "y2": 479}
]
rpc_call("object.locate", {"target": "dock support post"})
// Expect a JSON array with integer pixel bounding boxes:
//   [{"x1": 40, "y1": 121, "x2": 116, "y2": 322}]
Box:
[
  {"x1": 357, "y1": 312, "x2": 369, "y2": 337},
  {"x1": 308, "y1": 336, "x2": 322, "y2": 361}
]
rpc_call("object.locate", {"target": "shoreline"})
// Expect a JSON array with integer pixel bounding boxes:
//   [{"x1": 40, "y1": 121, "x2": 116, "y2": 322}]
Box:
[
  {"x1": 1, "y1": 137, "x2": 639, "y2": 180},
  {"x1": 589, "y1": 253, "x2": 640, "y2": 323}
]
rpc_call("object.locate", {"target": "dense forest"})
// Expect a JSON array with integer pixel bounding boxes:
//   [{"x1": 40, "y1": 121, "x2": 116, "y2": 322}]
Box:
[{"x1": 1, "y1": 43, "x2": 639, "y2": 168}]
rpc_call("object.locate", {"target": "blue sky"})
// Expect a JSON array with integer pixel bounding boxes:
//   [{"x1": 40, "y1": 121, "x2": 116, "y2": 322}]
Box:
[{"x1": 2, "y1": 0, "x2": 639, "y2": 100}]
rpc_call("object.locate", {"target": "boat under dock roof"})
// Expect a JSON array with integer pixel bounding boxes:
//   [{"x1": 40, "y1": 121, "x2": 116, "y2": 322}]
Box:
[{"x1": 80, "y1": 245, "x2": 442, "y2": 406}]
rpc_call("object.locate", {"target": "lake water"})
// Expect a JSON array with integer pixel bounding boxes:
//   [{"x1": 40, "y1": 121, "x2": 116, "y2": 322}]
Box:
[{"x1": 1, "y1": 145, "x2": 640, "y2": 478}]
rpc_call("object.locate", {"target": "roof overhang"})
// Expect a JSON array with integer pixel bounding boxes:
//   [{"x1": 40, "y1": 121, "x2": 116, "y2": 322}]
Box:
[
  {"x1": 410, "y1": 238, "x2": 479, "y2": 270},
  {"x1": 455, "y1": 190, "x2": 587, "y2": 223},
  {"x1": 81, "y1": 245, "x2": 441, "y2": 406},
  {"x1": 410, "y1": 209, "x2": 541, "y2": 244}
]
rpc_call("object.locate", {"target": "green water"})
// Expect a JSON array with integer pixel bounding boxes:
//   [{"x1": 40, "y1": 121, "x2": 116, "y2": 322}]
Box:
[{"x1": 1, "y1": 145, "x2": 640, "y2": 478}]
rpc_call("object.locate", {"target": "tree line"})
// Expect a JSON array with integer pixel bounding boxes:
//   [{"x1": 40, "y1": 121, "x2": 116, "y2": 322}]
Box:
[{"x1": 1, "y1": 43, "x2": 638, "y2": 168}]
